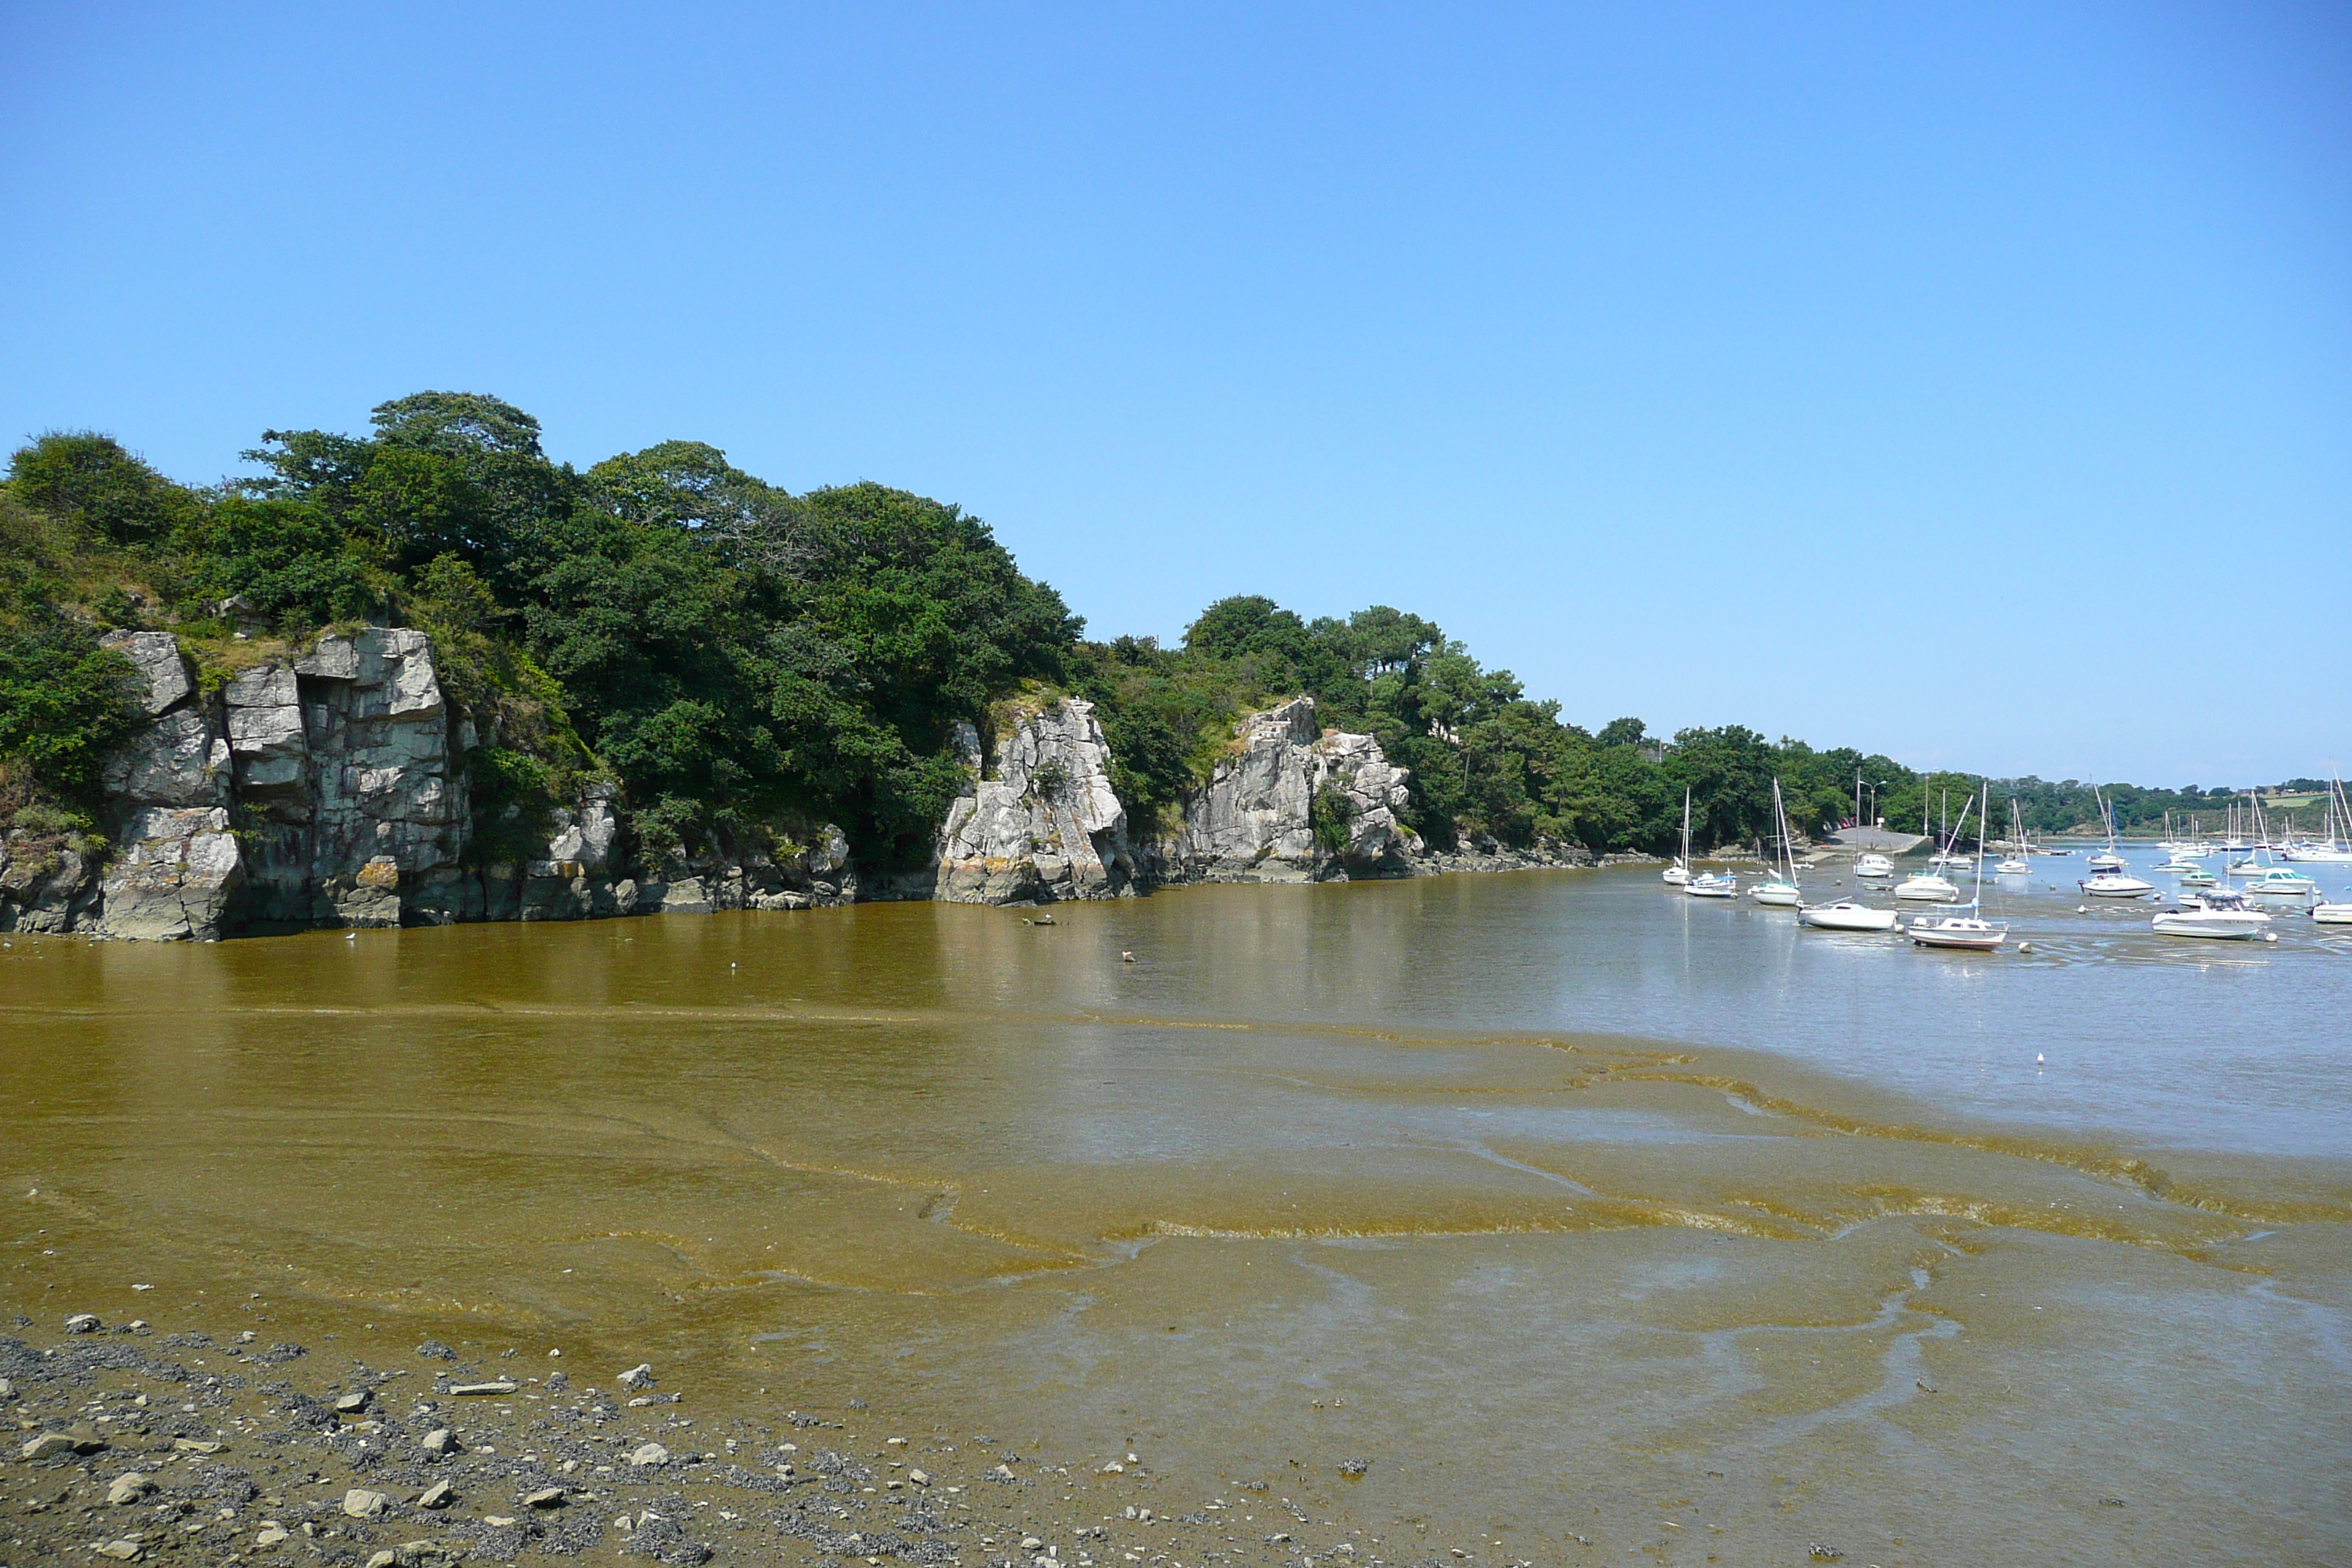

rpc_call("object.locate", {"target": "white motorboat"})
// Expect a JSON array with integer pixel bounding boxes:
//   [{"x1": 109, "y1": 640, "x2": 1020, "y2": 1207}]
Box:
[
  {"x1": 1685, "y1": 871, "x2": 1739, "y2": 899},
  {"x1": 1994, "y1": 857, "x2": 2029, "y2": 875},
  {"x1": 1798, "y1": 898, "x2": 1899, "y2": 932},
  {"x1": 2314, "y1": 901, "x2": 2352, "y2": 925},
  {"x1": 2155, "y1": 853, "x2": 2201, "y2": 875},
  {"x1": 2244, "y1": 866, "x2": 2317, "y2": 897},
  {"x1": 2180, "y1": 866, "x2": 2218, "y2": 888},
  {"x1": 2087, "y1": 849, "x2": 2126, "y2": 871},
  {"x1": 1749, "y1": 780, "x2": 1803, "y2": 906},
  {"x1": 2225, "y1": 858, "x2": 2266, "y2": 878},
  {"x1": 1854, "y1": 852, "x2": 1896, "y2": 879},
  {"x1": 1894, "y1": 871, "x2": 1960, "y2": 901},
  {"x1": 2152, "y1": 891, "x2": 2272, "y2": 941}
]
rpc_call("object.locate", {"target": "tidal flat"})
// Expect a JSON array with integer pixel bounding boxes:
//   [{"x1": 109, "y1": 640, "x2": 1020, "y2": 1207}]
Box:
[{"x1": 4, "y1": 870, "x2": 2348, "y2": 1567}]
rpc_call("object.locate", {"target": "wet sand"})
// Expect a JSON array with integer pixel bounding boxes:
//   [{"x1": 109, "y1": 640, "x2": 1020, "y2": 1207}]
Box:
[{"x1": 4, "y1": 875, "x2": 2348, "y2": 1566}]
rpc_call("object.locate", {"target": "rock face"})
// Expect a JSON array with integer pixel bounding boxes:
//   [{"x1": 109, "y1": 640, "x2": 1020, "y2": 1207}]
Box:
[
  {"x1": 14, "y1": 627, "x2": 1561, "y2": 942},
  {"x1": 91, "y1": 631, "x2": 242, "y2": 941},
  {"x1": 935, "y1": 699, "x2": 1137, "y2": 903},
  {"x1": 1161, "y1": 697, "x2": 1419, "y2": 882},
  {"x1": 230, "y1": 628, "x2": 471, "y2": 930}
]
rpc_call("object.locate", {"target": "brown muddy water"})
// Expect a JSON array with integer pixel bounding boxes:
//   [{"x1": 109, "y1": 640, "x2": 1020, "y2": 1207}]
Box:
[{"x1": 4, "y1": 870, "x2": 2348, "y2": 1566}]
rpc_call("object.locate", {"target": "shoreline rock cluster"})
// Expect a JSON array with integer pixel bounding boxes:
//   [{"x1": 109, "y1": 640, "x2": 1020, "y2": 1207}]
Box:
[
  {"x1": 0, "y1": 1313, "x2": 1430, "y2": 1568},
  {"x1": 1, "y1": 625, "x2": 1599, "y2": 941}
]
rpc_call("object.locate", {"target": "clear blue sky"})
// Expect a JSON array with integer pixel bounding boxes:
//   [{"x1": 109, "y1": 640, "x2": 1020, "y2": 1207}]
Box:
[{"x1": 4, "y1": 3, "x2": 2346, "y2": 785}]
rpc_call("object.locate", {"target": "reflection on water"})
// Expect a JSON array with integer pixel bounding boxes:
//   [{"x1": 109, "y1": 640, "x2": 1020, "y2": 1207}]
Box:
[{"x1": 2, "y1": 866, "x2": 2347, "y2": 1565}]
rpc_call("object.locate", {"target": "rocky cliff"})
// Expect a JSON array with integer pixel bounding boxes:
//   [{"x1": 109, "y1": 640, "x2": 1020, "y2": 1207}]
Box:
[
  {"x1": 935, "y1": 698, "x2": 1137, "y2": 903},
  {"x1": 1, "y1": 627, "x2": 1575, "y2": 938},
  {"x1": 1158, "y1": 696, "x2": 1420, "y2": 883}
]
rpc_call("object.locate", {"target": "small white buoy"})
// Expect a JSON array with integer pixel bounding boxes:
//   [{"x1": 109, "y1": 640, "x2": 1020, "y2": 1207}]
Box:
[
  {"x1": 1120, "y1": 950, "x2": 1137, "y2": 963},
  {"x1": 345, "y1": 931, "x2": 358, "y2": 941},
  {"x1": 2036, "y1": 1052, "x2": 2045, "y2": 1065},
  {"x1": 730, "y1": 961, "x2": 739, "y2": 970},
  {"x1": 2018, "y1": 941, "x2": 2032, "y2": 953}
]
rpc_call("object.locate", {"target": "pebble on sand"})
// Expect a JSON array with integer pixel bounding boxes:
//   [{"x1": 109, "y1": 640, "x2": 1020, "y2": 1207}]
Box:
[
  {"x1": 418, "y1": 1480, "x2": 454, "y2": 1509},
  {"x1": 628, "y1": 1442, "x2": 671, "y2": 1467},
  {"x1": 106, "y1": 1472, "x2": 154, "y2": 1505},
  {"x1": 343, "y1": 1488, "x2": 390, "y2": 1518},
  {"x1": 64, "y1": 1313, "x2": 101, "y2": 1334}
]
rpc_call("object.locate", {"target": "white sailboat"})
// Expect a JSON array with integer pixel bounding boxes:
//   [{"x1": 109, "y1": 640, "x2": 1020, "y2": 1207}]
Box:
[
  {"x1": 1893, "y1": 785, "x2": 1959, "y2": 900},
  {"x1": 1994, "y1": 796, "x2": 2030, "y2": 875},
  {"x1": 2283, "y1": 776, "x2": 2352, "y2": 863},
  {"x1": 1749, "y1": 780, "x2": 1803, "y2": 906},
  {"x1": 1911, "y1": 783, "x2": 2008, "y2": 951},
  {"x1": 2078, "y1": 785, "x2": 2153, "y2": 898},
  {"x1": 1673, "y1": 787, "x2": 1739, "y2": 897},
  {"x1": 1662, "y1": 786, "x2": 1692, "y2": 886}
]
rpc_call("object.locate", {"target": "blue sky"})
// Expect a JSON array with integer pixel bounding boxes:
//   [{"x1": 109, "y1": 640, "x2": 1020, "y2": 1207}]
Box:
[{"x1": 4, "y1": 3, "x2": 2345, "y2": 785}]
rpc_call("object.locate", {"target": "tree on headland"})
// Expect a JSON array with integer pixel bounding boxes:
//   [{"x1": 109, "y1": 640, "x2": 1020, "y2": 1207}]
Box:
[{"x1": 0, "y1": 398, "x2": 2272, "y2": 865}]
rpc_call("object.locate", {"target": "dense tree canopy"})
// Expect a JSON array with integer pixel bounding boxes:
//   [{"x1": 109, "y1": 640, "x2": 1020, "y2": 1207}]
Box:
[{"x1": 0, "y1": 398, "x2": 2304, "y2": 866}]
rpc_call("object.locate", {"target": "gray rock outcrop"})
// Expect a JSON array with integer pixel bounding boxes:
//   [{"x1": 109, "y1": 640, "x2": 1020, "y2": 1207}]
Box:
[
  {"x1": 935, "y1": 698, "x2": 1136, "y2": 903},
  {"x1": 230, "y1": 628, "x2": 470, "y2": 930},
  {"x1": 1161, "y1": 696, "x2": 1418, "y2": 882},
  {"x1": 92, "y1": 631, "x2": 242, "y2": 941}
]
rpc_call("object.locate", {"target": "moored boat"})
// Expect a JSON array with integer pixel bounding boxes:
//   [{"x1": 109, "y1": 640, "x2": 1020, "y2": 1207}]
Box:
[
  {"x1": 1749, "y1": 780, "x2": 1804, "y2": 906},
  {"x1": 1894, "y1": 870, "x2": 1960, "y2": 901},
  {"x1": 1909, "y1": 913, "x2": 2007, "y2": 950},
  {"x1": 2244, "y1": 866, "x2": 2317, "y2": 897},
  {"x1": 1798, "y1": 898, "x2": 1900, "y2": 932},
  {"x1": 2152, "y1": 891, "x2": 2272, "y2": 941}
]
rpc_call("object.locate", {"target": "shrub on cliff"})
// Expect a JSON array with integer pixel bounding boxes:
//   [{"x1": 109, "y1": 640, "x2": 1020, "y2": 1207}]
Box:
[{"x1": 0, "y1": 613, "x2": 143, "y2": 803}]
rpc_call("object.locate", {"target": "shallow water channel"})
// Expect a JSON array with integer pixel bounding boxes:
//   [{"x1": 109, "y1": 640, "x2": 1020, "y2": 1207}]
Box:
[{"x1": 5, "y1": 864, "x2": 2348, "y2": 1565}]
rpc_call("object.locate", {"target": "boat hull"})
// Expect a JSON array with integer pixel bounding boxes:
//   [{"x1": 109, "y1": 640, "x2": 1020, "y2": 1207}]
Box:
[
  {"x1": 1749, "y1": 885, "x2": 1801, "y2": 906},
  {"x1": 2315, "y1": 903, "x2": 2352, "y2": 924},
  {"x1": 1798, "y1": 903, "x2": 1899, "y2": 932},
  {"x1": 2151, "y1": 914, "x2": 2268, "y2": 940},
  {"x1": 1910, "y1": 923, "x2": 2007, "y2": 951}
]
